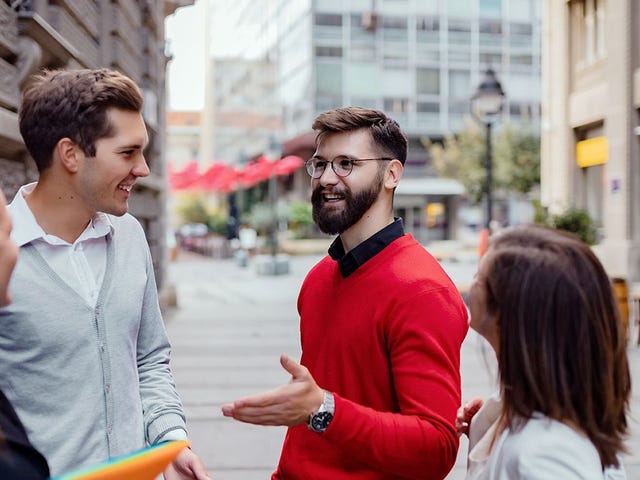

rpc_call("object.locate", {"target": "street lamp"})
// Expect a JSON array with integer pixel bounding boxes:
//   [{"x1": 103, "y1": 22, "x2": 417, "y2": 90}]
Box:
[
  {"x1": 255, "y1": 134, "x2": 291, "y2": 275},
  {"x1": 472, "y1": 68, "x2": 505, "y2": 231},
  {"x1": 266, "y1": 135, "x2": 281, "y2": 259}
]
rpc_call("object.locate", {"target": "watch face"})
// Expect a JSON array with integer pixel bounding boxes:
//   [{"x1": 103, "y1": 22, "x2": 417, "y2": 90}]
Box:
[{"x1": 310, "y1": 411, "x2": 333, "y2": 432}]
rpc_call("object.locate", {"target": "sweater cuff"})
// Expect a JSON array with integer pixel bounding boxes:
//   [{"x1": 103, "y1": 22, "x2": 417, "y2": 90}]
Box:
[{"x1": 147, "y1": 412, "x2": 188, "y2": 444}]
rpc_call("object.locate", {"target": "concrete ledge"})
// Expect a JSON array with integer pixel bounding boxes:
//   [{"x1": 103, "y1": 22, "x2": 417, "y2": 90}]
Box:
[
  {"x1": 159, "y1": 281, "x2": 178, "y2": 312},
  {"x1": 280, "y1": 238, "x2": 332, "y2": 255},
  {"x1": 255, "y1": 254, "x2": 291, "y2": 276}
]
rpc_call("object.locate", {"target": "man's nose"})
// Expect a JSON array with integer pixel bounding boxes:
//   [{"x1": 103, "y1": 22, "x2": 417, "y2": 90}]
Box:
[{"x1": 134, "y1": 155, "x2": 150, "y2": 177}]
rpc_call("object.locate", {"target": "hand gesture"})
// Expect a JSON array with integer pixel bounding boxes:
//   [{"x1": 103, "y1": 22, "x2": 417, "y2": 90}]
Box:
[
  {"x1": 455, "y1": 397, "x2": 484, "y2": 437},
  {"x1": 221, "y1": 354, "x2": 324, "y2": 427}
]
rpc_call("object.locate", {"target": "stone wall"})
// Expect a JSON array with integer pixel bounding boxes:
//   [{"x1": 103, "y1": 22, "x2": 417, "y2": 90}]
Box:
[{"x1": 0, "y1": 0, "x2": 190, "y2": 288}]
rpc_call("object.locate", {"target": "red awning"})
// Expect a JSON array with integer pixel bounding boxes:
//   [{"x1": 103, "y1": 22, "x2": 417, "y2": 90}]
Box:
[
  {"x1": 169, "y1": 161, "x2": 200, "y2": 191},
  {"x1": 169, "y1": 154, "x2": 305, "y2": 192},
  {"x1": 194, "y1": 163, "x2": 228, "y2": 190},
  {"x1": 273, "y1": 155, "x2": 304, "y2": 176},
  {"x1": 238, "y1": 155, "x2": 274, "y2": 188}
]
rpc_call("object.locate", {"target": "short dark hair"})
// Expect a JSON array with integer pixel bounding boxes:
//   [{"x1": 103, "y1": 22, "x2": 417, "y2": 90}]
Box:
[
  {"x1": 484, "y1": 225, "x2": 630, "y2": 469},
  {"x1": 312, "y1": 107, "x2": 408, "y2": 165},
  {"x1": 19, "y1": 68, "x2": 144, "y2": 172}
]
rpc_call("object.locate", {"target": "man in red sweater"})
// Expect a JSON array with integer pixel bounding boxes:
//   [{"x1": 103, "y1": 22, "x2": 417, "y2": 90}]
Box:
[{"x1": 222, "y1": 107, "x2": 469, "y2": 479}]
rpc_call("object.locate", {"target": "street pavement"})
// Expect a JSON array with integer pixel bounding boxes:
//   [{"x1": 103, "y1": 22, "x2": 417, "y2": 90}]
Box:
[{"x1": 164, "y1": 251, "x2": 640, "y2": 480}]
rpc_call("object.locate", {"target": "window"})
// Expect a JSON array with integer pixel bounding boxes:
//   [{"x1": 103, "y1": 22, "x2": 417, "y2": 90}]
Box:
[
  {"x1": 351, "y1": 44, "x2": 377, "y2": 61},
  {"x1": 417, "y1": 16, "x2": 439, "y2": 31},
  {"x1": 382, "y1": 16, "x2": 408, "y2": 29},
  {"x1": 571, "y1": 0, "x2": 606, "y2": 66},
  {"x1": 384, "y1": 97, "x2": 409, "y2": 113},
  {"x1": 314, "y1": 13, "x2": 343, "y2": 26},
  {"x1": 350, "y1": 97, "x2": 379, "y2": 109},
  {"x1": 448, "y1": 18, "x2": 471, "y2": 33},
  {"x1": 449, "y1": 49, "x2": 472, "y2": 63},
  {"x1": 479, "y1": 0, "x2": 501, "y2": 17},
  {"x1": 510, "y1": 0, "x2": 532, "y2": 22},
  {"x1": 510, "y1": 23, "x2": 532, "y2": 35},
  {"x1": 315, "y1": 46, "x2": 343, "y2": 57},
  {"x1": 508, "y1": 72, "x2": 540, "y2": 100},
  {"x1": 511, "y1": 54, "x2": 533, "y2": 66},
  {"x1": 448, "y1": 19, "x2": 471, "y2": 45},
  {"x1": 595, "y1": 0, "x2": 606, "y2": 58},
  {"x1": 416, "y1": 68, "x2": 440, "y2": 95},
  {"x1": 479, "y1": 52, "x2": 502, "y2": 66},
  {"x1": 316, "y1": 95, "x2": 342, "y2": 113},
  {"x1": 479, "y1": 20, "x2": 502, "y2": 34},
  {"x1": 382, "y1": 15, "x2": 408, "y2": 42},
  {"x1": 449, "y1": 69, "x2": 470, "y2": 99},
  {"x1": 416, "y1": 16, "x2": 440, "y2": 43},
  {"x1": 316, "y1": 63, "x2": 343, "y2": 95},
  {"x1": 448, "y1": 0, "x2": 472, "y2": 17},
  {"x1": 417, "y1": 101, "x2": 439, "y2": 113},
  {"x1": 347, "y1": 63, "x2": 379, "y2": 96},
  {"x1": 382, "y1": 69, "x2": 411, "y2": 95}
]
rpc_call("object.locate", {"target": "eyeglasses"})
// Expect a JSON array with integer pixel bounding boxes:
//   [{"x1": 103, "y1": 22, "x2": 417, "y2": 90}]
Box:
[{"x1": 305, "y1": 156, "x2": 393, "y2": 179}]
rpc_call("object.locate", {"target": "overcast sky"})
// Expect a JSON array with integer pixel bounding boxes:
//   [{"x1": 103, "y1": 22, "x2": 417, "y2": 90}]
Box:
[
  {"x1": 165, "y1": 0, "x2": 258, "y2": 111},
  {"x1": 165, "y1": 1, "x2": 207, "y2": 111}
]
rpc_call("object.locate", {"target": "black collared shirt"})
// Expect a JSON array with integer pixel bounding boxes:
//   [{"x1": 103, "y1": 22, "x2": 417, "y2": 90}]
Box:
[{"x1": 328, "y1": 218, "x2": 405, "y2": 277}]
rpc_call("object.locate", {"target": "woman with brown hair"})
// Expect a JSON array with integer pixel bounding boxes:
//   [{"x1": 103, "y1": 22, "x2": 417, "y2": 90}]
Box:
[
  {"x1": 0, "y1": 189, "x2": 49, "y2": 479},
  {"x1": 461, "y1": 224, "x2": 630, "y2": 479}
]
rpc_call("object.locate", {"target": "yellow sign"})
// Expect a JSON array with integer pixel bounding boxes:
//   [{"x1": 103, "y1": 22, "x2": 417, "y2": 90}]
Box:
[
  {"x1": 576, "y1": 136, "x2": 608, "y2": 168},
  {"x1": 426, "y1": 202, "x2": 444, "y2": 227}
]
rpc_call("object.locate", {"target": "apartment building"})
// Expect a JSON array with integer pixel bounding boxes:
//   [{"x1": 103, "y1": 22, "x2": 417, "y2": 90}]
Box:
[
  {"x1": 211, "y1": 0, "x2": 542, "y2": 241},
  {"x1": 0, "y1": 0, "x2": 189, "y2": 287}
]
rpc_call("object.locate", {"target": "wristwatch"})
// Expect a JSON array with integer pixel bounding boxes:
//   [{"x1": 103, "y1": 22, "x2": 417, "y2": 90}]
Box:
[{"x1": 308, "y1": 390, "x2": 335, "y2": 433}]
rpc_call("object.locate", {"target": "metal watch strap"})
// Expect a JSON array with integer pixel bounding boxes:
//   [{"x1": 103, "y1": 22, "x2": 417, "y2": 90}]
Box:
[{"x1": 308, "y1": 391, "x2": 334, "y2": 432}]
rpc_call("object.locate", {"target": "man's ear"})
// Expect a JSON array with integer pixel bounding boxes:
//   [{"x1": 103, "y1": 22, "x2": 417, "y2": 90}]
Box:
[
  {"x1": 56, "y1": 138, "x2": 82, "y2": 173},
  {"x1": 384, "y1": 159, "x2": 403, "y2": 189}
]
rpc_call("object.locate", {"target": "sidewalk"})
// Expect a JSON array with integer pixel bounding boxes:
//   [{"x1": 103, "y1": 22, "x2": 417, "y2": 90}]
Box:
[{"x1": 164, "y1": 251, "x2": 640, "y2": 479}]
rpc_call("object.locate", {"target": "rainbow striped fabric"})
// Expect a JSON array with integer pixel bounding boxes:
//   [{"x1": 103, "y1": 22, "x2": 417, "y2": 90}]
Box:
[{"x1": 51, "y1": 440, "x2": 190, "y2": 480}]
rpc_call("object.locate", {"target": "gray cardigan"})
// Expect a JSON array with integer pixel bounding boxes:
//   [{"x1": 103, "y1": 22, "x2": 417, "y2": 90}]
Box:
[{"x1": 0, "y1": 213, "x2": 187, "y2": 476}]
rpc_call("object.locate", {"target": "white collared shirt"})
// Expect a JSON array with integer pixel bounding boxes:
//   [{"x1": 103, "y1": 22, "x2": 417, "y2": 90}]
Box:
[{"x1": 8, "y1": 183, "x2": 112, "y2": 307}]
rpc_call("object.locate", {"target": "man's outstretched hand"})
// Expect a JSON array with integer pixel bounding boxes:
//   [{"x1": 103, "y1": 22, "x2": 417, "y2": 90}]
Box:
[{"x1": 221, "y1": 354, "x2": 324, "y2": 427}]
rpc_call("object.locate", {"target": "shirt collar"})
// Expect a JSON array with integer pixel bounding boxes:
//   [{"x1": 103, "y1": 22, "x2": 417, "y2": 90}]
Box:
[
  {"x1": 328, "y1": 218, "x2": 405, "y2": 277},
  {"x1": 8, "y1": 182, "x2": 113, "y2": 247}
]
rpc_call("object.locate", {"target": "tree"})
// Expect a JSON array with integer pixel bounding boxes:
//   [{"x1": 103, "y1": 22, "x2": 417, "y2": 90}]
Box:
[
  {"x1": 175, "y1": 193, "x2": 209, "y2": 225},
  {"x1": 494, "y1": 125, "x2": 541, "y2": 195},
  {"x1": 426, "y1": 120, "x2": 541, "y2": 203}
]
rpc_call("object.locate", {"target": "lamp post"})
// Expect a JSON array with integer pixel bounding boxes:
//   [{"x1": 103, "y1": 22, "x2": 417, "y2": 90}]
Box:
[
  {"x1": 255, "y1": 134, "x2": 291, "y2": 275},
  {"x1": 472, "y1": 68, "x2": 505, "y2": 231},
  {"x1": 266, "y1": 135, "x2": 281, "y2": 259}
]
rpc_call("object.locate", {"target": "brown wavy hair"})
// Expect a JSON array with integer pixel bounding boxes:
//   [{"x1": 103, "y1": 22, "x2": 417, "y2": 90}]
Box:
[
  {"x1": 484, "y1": 225, "x2": 630, "y2": 468},
  {"x1": 19, "y1": 68, "x2": 143, "y2": 172},
  {"x1": 312, "y1": 106, "x2": 407, "y2": 165}
]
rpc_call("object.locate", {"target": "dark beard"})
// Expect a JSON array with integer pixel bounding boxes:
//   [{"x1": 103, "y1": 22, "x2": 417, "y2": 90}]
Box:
[{"x1": 311, "y1": 174, "x2": 384, "y2": 235}]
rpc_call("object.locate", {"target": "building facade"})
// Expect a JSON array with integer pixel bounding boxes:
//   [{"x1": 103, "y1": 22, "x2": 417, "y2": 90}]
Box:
[
  {"x1": 211, "y1": 0, "x2": 542, "y2": 242},
  {"x1": 541, "y1": 0, "x2": 640, "y2": 281},
  {"x1": 0, "y1": 0, "x2": 189, "y2": 288}
]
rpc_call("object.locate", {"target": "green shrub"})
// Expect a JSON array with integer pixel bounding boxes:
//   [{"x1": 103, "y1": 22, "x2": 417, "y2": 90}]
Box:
[
  {"x1": 531, "y1": 201, "x2": 597, "y2": 245},
  {"x1": 289, "y1": 202, "x2": 314, "y2": 238},
  {"x1": 551, "y1": 208, "x2": 597, "y2": 245}
]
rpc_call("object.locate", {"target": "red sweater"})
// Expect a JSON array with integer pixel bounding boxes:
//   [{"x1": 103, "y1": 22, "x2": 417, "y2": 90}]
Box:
[{"x1": 273, "y1": 234, "x2": 468, "y2": 480}]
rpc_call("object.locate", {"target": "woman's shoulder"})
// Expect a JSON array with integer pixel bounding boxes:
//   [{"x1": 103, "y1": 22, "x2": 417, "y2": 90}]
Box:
[{"x1": 490, "y1": 416, "x2": 605, "y2": 480}]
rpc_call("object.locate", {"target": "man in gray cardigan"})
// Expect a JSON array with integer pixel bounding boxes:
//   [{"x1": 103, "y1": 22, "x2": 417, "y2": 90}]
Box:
[{"x1": 0, "y1": 69, "x2": 209, "y2": 479}]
